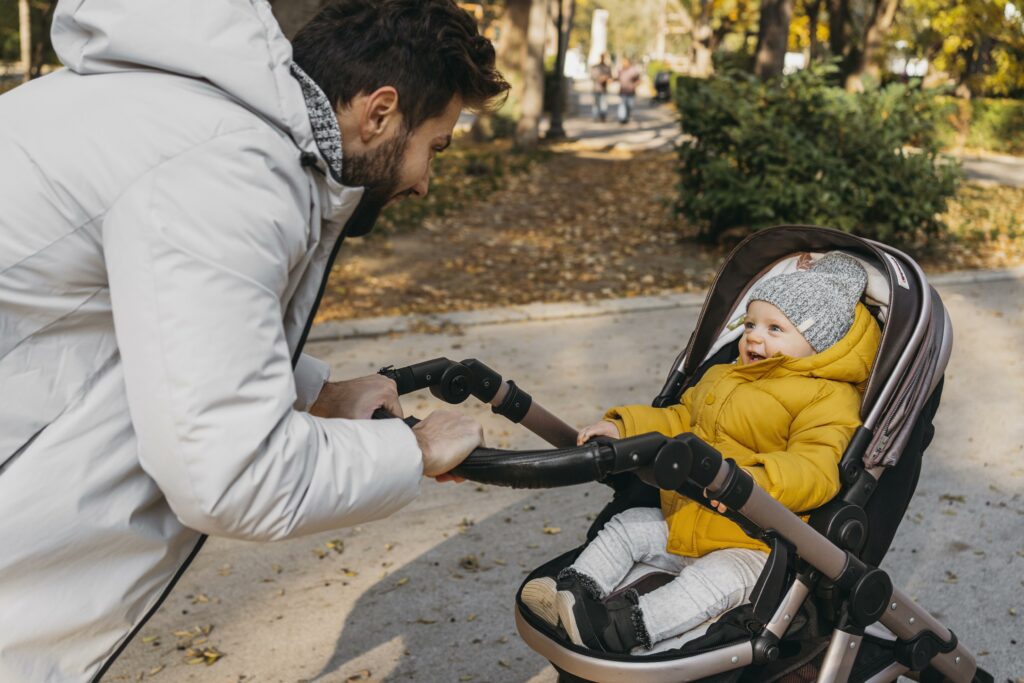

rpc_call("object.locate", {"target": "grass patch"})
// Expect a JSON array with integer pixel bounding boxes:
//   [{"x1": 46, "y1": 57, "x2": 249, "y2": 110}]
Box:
[
  {"x1": 374, "y1": 137, "x2": 546, "y2": 235},
  {"x1": 920, "y1": 183, "x2": 1024, "y2": 270},
  {"x1": 934, "y1": 96, "x2": 1024, "y2": 156}
]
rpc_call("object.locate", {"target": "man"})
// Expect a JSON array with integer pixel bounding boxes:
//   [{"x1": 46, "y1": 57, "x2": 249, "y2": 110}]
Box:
[
  {"x1": 590, "y1": 53, "x2": 612, "y2": 122},
  {"x1": 616, "y1": 57, "x2": 643, "y2": 124},
  {"x1": 0, "y1": 1, "x2": 509, "y2": 680}
]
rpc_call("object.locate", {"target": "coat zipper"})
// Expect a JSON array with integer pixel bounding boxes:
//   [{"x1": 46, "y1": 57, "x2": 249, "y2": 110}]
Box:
[{"x1": 90, "y1": 536, "x2": 207, "y2": 682}]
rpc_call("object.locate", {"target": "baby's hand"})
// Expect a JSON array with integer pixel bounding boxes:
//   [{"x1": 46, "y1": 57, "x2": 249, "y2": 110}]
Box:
[
  {"x1": 577, "y1": 420, "x2": 621, "y2": 445},
  {"x1": 704, "y1": 488, "x2": 728, "y2": 514}
]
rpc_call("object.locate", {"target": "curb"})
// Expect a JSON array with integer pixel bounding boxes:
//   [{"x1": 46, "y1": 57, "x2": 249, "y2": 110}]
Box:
[{"x1": 308, "y1": 265, "x2": 1024, "y2": 342}]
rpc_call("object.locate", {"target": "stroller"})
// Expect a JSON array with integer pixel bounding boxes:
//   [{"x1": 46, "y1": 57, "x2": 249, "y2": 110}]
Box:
[
  {"x1": 653, "y1": 70, "x2": 673, "y2": 102},
  {"x1": 374, "y1": 225, "x2": 992, "y2": 683}
]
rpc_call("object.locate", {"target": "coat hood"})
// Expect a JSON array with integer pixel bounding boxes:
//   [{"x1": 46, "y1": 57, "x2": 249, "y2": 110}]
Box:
[
  {"x1": 51, "y1": 0, "x2": 318, "y2": 167},
  {"x1": 780, "y1": 302, "x2": 881, "y2": 386},
  {"x1": 736, "y1": 303, "x2": 881, "y2": 387}
]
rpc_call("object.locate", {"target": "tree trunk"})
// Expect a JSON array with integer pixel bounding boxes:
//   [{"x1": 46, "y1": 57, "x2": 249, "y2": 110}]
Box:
[
  {"x1": 516, "y1": 0, "x2": 549, "y2": 149},
  {"x1": 692, "y1": 0, "x2": 714, "y2": 77},
  {"x1": 843, "y1": 0, "x2": 899, "y2": 91},
  {"x1": 19, "y1": 0, "x2": 32, "y2": 83},
  {"x1": 806, "y1": 0, "x2": 823, "y2": 63},
  {"x1": 472, "y1": 0, "x2": 531, "y2": 141},
  {"x1": 754, "y1": 0, "x2": 795, "y2": 79},
  {"x1": 959, "y1": 36, "x2": 994, "y2": 98},
  {"x1": 827, "y1": 0, "x2": 850, "y2": 62}
]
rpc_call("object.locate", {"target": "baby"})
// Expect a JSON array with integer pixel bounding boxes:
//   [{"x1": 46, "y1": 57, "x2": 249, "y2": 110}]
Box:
[{"x1": 522, "y1": 252, "x2": 882, "y2": 653}]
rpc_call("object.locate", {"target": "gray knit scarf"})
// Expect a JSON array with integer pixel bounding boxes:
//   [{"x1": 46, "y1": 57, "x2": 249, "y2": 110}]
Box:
[{"x1": 290, "y1": 62, "x2": 344, "y2": 182}]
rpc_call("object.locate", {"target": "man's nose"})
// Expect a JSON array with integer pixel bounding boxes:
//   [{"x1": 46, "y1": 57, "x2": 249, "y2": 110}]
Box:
[{"x1": 411, "y1": 171, "x2": 430, "y2": 198}]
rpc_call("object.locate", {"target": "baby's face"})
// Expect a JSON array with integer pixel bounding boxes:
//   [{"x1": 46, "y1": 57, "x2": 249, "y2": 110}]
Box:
[{"x1": 739, "y1": 300, "x2": 815, "y2": 364}]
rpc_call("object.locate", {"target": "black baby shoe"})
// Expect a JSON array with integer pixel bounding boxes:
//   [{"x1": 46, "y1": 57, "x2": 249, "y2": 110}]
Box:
[{"x1": 556, "y1": 573, "x2": 651, "y2": 653}]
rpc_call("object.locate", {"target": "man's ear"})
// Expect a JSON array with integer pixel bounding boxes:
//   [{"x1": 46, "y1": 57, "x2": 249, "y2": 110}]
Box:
[{"x1": 358, "y1": 86, "x2": 400, "y2": 144}]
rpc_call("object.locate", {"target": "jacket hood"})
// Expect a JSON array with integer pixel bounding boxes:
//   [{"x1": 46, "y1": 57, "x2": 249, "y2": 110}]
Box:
[
  {"x1": 743, "y1": 302, "x2": 881, "y2": 386},
  {"x1": 52, "y1": 0, "x2": 315, "y2": 156}
]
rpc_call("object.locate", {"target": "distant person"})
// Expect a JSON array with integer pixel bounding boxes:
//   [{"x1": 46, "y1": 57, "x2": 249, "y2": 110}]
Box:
[
  {"x1": 590, "y1": 53, "x2": 612, "y2": 122},
  {"x1": 616, "y1": 57, "x2": 642, "y2": 124},
  {"x1": 0, "y1": 0, "x2": 508, "y2": 681}
]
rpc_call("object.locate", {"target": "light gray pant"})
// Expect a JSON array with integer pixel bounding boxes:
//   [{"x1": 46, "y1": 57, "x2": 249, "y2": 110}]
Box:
[{"x1": 572, "y1": 507, "x2": 768, "y2": 645}]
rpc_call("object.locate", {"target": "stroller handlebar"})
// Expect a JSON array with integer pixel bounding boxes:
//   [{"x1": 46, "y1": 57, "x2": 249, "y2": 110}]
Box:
[
  {"x1": 371, "y1": 404, "x2": 716, "y2": 491},
  {"x1": 379, "y1": 357, "x2": 579, "y2": 448}
]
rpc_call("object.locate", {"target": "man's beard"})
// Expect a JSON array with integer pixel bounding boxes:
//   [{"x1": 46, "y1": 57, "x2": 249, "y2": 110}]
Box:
[{"x1": 340, "y1": 128, "x2": 410, "y2": 237}]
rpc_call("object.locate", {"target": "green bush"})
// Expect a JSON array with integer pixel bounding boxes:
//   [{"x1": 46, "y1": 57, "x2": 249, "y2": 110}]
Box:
[
  {"x1": 674, "y1": 67, "x2": 961, "y2": 247},
  {"x1": 933, "y1": 96, "x2": 1024, "y2": 155}
]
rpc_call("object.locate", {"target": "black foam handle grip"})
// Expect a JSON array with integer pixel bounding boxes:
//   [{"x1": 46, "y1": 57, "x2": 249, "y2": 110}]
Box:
[
  {"x1": 371, "y1": 408, "x2": 420, "y2": 428},
  {"x1": 450, "y1": 443, "x2": 611, "y2": 489}
]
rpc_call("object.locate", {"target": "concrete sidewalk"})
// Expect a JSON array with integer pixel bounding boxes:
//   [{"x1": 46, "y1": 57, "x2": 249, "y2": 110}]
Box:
[{"x1": 109, "y1": 274, "x2": 1024, "y2": 683}]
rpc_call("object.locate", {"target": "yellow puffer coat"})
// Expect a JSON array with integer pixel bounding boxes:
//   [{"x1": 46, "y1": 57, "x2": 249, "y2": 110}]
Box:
[{"x1": 605, "y1": 303, "x2": 881, "y2": 557}]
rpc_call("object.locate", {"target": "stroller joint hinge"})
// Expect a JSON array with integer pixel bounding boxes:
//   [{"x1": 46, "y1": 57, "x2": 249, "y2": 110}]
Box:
[
  {"x1": 491, "y1": 380, "x2": 531, "y2": 423},
  {"x1": 847, "y1": 567, "x2": 893, "y2": 627},
  {"x1": 750, "y1": 632, "x2": 781, "y2": 665},
  {"x1": 894, "y1": 628, "x2": 959, "y2": 672}
]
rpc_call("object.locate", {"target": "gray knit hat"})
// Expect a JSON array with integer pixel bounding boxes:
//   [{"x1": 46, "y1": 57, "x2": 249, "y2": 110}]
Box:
[{"x1": 747, "y1": 252, "x2": 868, "y2": 353}]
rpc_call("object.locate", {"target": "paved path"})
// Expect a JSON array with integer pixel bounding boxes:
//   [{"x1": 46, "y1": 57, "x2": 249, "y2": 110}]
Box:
[
  {"x1": 108, "y1": 272, "x2": 1024, "y2": 683},
  {"x1": 958, "y1": 151, "x2": 1024, "y2": 187}
]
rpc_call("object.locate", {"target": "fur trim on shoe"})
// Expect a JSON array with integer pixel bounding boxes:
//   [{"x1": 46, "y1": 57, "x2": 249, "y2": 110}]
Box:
[
  {"x1": 557, "y1": 567, "x2": 603, "y2": 599},
  {"x1": 623, "y1": 588, "x2": 653, "y2": 650}
]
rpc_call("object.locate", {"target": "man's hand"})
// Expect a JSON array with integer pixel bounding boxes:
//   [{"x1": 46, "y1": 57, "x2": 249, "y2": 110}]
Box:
[
  {"x1": 309, "y1": 375, "x2": 403, "y2": 420},
  {"x1": 412, "y1": 409, "x2": 485, "y2": 479}
]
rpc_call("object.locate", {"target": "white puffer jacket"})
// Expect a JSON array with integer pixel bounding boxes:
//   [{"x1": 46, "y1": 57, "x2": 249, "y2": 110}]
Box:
[{"x1": 0, "y1": 1, "x2": 423, "y2": 680}]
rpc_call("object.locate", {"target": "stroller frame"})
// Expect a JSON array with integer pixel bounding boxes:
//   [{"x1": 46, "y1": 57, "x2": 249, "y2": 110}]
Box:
[{"x1": 377, "y1": 226, "x2": 991, "y2": 683}]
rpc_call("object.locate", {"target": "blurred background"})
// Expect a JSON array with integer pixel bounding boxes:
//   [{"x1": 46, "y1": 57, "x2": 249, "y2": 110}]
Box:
[{"x1": 2, "y1": 0, "x2": 1022, "y2": 322}]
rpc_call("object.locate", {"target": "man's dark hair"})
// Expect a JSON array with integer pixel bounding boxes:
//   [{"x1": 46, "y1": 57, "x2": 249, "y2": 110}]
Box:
[{"x1": 291, "y1": 0, "x2": 509, "y2": 130}]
